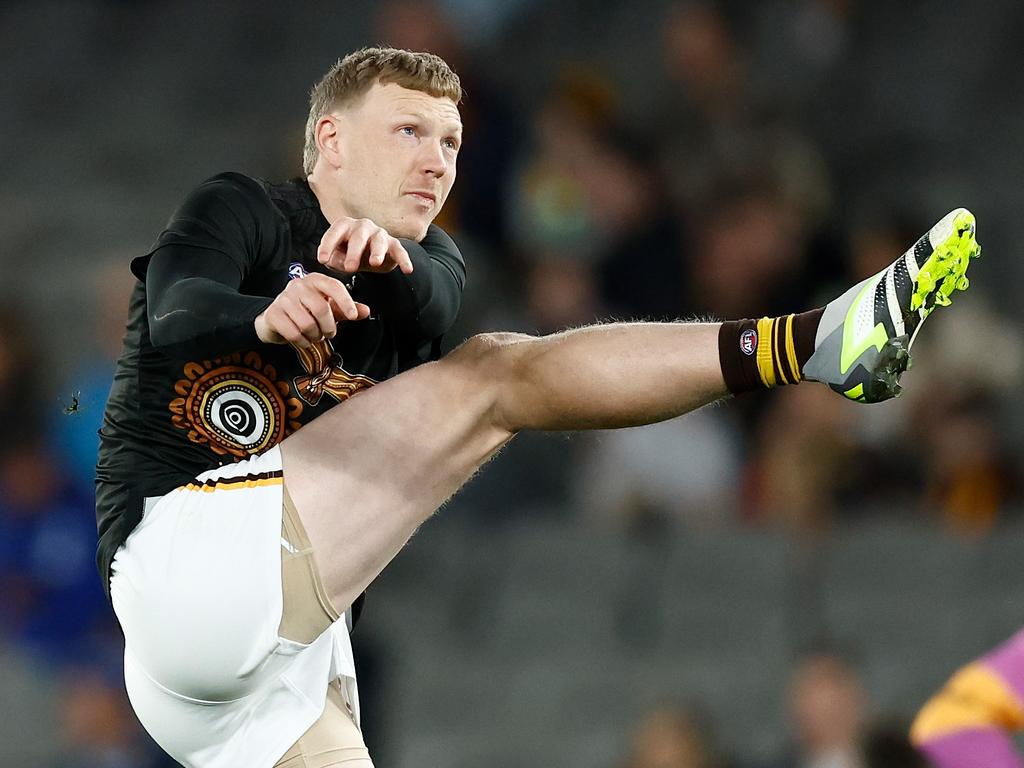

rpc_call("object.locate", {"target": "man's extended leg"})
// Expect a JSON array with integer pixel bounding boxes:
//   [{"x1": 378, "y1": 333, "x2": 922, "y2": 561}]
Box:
[
  {"x1": 280, "y1": 322, "x2": 726, "y2": 612},
  {"x1": 281, "y1": 207, "x2": 980, "y2": 613}
]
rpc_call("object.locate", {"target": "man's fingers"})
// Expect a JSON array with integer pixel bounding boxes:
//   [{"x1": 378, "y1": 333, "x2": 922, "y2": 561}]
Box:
[
  {"x1": 316, "y1": 217, "x2": 415, "y2": 276},
  {"x1": 265, "y1": 307, "x2": 309, "y2": 348},
  {"x1": 388, "y1": 238, "x2": 414, "y2": 275},
  {"x1": 283, "y1": 302, "x2": 326, "y2": 345},
  {"x1": 344, "y1": 221, "x2": 375, "y2": 272},
  {"x1": 367, "y1": 230, "x2": 390, "y2": 269},
  {"x1": 317, "y1": 218, "x2": 354, "y2": 267},
  {"x1": 259, "y1": 270, "x2": 371, "y2": 348},
  {"x1": 307, "y1": 273, "x2": 361, "y2": 321},
  {"x1": 297, "y1": 288, "x2": 338, "y2": 339}
]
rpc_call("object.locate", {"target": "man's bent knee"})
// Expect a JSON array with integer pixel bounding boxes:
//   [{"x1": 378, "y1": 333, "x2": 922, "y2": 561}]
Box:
[
  {"x1": 444, "y1": 332, "x2": 537, "y2": 428},
  {"x1": 446, "y1": 331, "x2": 536, "y2": 367}
]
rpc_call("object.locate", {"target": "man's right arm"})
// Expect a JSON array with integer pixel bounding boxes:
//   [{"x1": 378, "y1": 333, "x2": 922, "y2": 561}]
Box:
[
  {"x1": 137, "y1": 174, "x2": 279, "y2": 359},
  {"x1": 142, "y1": 173, "x2": 368, "y2": 358}
]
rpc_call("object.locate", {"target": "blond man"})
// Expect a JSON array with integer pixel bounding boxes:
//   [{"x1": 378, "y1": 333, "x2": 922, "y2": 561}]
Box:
[{"x1": 97, "y1": 47, "x2": 980, "y2": 767}]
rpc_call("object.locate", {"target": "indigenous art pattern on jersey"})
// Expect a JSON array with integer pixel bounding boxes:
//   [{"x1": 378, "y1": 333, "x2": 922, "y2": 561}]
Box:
[
  {"x1": 170, "y1": 351, "x2": 304, "y2": 458},
  {"x1": 170, "y1": 340, "x2": 377, "y2": 458},
  {"x1": 291, "y1": 339, "x2": 376, "y2": 406}
]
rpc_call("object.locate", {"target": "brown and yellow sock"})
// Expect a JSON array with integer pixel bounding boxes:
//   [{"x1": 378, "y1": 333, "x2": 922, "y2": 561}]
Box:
[{"x1": 718, "y1": 308, "x2": 824, "y2": 395}]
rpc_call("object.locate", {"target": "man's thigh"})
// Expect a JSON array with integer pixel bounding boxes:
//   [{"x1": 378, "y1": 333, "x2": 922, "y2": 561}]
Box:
[
  {"x1": 277, "y1": 483, "x2": 374, "y2": 767},
  {"x1": 112, "y1": 448, "x2": 366, "y2": 767},
  {"x1": 279, "y1": 482, "x2": 342, "y2": 643},
  {"x1": 280, "y1": 333, "x2": 522, "y2": 612}
]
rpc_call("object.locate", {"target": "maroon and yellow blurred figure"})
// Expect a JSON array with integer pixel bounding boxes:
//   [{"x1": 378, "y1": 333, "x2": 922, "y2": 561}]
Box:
[{"x1": 912, "y1": 628, "x2": 1024, "y2": 767}]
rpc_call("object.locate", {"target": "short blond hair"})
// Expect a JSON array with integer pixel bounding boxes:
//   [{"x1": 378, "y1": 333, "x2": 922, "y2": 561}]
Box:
[{"x1": 303, "y1": 47, "x2": 463, "y2": 174}]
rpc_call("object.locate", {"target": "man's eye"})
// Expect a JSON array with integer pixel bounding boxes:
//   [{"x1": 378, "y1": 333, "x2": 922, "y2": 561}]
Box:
[
  {"x1": 443, "y1": 138, "x2": 459, "y2": 151},
  {"x1": 400, "y1": 126, "x2": 416, "y2": 136}
]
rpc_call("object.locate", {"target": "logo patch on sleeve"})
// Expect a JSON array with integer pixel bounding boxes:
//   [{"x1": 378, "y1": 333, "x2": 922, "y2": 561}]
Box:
[
  {"x1": 740, "y1": 328, "x2": 758, "y2": 356},
  {"x1": 288, "y1": 262, "x2": 308, "y2": 280}
]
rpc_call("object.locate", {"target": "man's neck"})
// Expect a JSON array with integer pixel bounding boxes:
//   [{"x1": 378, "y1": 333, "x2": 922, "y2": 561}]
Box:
[{"x1": 306, "y1": 175, "x2": 351, "y2": 224}]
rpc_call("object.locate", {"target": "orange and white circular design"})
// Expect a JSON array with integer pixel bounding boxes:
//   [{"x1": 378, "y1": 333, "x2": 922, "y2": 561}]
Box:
[{"x1": 169, "y1": 352, "x2": 304, "y2": 458}]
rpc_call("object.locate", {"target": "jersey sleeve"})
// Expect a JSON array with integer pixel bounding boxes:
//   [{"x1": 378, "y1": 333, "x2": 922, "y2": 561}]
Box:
[
  {"x1": 135, "y1": 173, "x2": 281, "y2": 359},
  {"x1": 354, "y1": 223, "x2": 466, "y2": 353},
  {"x1": 912, "y1": 638, "x2": 1024, "y2": 768}
]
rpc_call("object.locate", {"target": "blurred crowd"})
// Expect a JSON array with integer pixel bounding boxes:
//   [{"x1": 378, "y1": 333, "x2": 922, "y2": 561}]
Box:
[
  {"x1": 618, "y1": 646, "x2": 928, "y2": 768},
  {"x1": 3, "y1": 0, "x2": 1023, "y2": 765}
]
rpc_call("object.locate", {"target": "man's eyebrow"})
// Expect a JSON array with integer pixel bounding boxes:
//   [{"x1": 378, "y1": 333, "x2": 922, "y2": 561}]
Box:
[{"x1": 395, "y1": 110, "x2": 463, "y2": 133}]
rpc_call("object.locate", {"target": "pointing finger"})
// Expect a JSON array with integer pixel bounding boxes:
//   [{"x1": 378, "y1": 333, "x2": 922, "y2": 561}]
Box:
[
  {"x1": 367, "y1": 230, "x2": 390, "y2": 269},
  {"x1": 388, "y1": 238, "x2": 413, "y2": 274},
  {"x1": 308, "y1": 273, "x2": 360, "y2": 321},
  {"x1": 344, "y1": 221, "x2": 373, "y2": 272},
  {"x1": 317, "y1": 218, "x2": 355, "y2": 269}
]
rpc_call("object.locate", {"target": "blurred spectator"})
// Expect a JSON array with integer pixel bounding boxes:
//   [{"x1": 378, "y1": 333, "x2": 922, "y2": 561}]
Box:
[
  {"x1": 0, "y1": 306, "x2": 110, "y2": 661},
  {"x1": 743, "y1": 386, "x2": 858, "y2": 535},
  {"x1": 657, "y1": 2, "x2": 834, "y2": 231},
  {"x1": 747, "y1": 0, "x2": 853, "y2": 113},
  {"x1": 525, "y1": 258, "x2": 600, "y2": 333},
  {"x1": 620, "y1": 704, "x2": 727, "y2": 768},
  {"x1": 687, "y1": 183, "x2": 811, "y2": 320},
  {"x1": 49, "y1": 259, "x2": 135, "y2": 494},
  {"x1": 574, "y1": 407, "x2": 743, "y2": 533},
  {"x1": 591, "y1": 132, "x2": 689, "y2": 322},
  {"x1": 900, "y1": 298, "x2": 1024, "y2": 534},
  {"x1": 507, "y1": 68, "x2": 619, "y2": 263},
  {"x1": 862, "y1": 719, "x2": 932, "y2": 768},
  {"x1": 56, "y1": 667, "x2": 172, "y2": 768},
  {"x1": 0, "y1": 435, "x2": 110, "y2": 664},
  {"x1": 0, "y1": 306, "x2": 43, "y2": 440},
  {"x1": 766, "y1": 647, "x2": 868, "y2": 768},
  {"x1": 918, "y1": 389, "x2": 1020, "y2": 535},
  {"x1": 845, "y1": 213, "x2": 923, "y2": 287}
]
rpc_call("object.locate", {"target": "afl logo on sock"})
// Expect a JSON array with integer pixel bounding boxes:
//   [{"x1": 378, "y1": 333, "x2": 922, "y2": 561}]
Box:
[{"x1": 740, "y1": 329, "x2": 758, "y2": 356}]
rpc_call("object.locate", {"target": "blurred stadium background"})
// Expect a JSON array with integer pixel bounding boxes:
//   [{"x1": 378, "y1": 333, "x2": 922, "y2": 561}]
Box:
[{"x1": 3, "y1": 0, "x2": 1024, "y2": 766}]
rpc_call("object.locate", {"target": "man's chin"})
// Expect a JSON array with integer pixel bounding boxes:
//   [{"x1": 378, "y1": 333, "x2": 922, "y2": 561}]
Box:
[{"x1": 389, "y1": 219, "x2": 431, "y2": 242}]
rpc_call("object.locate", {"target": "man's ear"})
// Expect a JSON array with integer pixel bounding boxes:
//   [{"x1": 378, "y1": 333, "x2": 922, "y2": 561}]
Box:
[{"x1": 316, "y1": 114, "x2": 344, "y2": 169}]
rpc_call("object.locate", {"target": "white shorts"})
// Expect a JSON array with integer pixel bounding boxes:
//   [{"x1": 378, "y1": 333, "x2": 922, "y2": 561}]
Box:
[{"x1": 110, "y1": 447, "x2": 360, "y2": 768}]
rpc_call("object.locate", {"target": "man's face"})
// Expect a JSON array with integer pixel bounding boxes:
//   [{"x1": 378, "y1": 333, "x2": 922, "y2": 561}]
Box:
[{"x1": 332, "y1": 82, "x2": 461, "y2": 240}]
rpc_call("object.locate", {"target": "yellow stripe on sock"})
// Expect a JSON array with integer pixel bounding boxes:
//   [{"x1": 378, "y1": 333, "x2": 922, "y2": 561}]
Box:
[
  {"x1": 755, "y1": 317, "x2": 776, "y2": 388},
  {"x1": 784, "y1": 314, "x2": 801, "y2": 382},
  {"x1": 911, "y1": 662, "x2": 1024, "y2": 744},
  {"x1": 774, "y1": 317, "x2": 789, "y2": 385}
]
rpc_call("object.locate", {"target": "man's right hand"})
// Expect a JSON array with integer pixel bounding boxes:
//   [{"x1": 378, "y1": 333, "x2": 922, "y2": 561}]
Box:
[{"x1": 254, "y1": 273, "x2": 370, "y2": 348}]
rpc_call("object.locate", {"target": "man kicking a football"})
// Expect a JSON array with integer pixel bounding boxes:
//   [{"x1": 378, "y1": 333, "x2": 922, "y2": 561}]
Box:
[{"x1": 97, "y1": 47, "x2": 981, "y2": 768}]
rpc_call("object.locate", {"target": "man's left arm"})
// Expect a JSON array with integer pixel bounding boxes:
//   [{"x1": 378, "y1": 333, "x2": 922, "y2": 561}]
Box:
[{"x1": 352, "y1": 224, "x2": 467, "y2": 342}]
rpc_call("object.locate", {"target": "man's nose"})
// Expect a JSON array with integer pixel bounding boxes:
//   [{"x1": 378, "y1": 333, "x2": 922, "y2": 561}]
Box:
[{"x1": 420, "y1": 140, "x2": 448, "y2": 177}]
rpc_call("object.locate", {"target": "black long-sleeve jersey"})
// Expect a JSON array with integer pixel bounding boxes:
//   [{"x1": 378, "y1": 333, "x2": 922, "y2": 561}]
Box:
[{"x1": 96, "y1": 172, "x2": 466, "y2": 592}]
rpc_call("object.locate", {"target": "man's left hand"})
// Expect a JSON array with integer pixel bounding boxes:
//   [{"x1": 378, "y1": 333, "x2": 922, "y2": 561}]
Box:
[{"x1": 317, "y1": 217, "x2": 414, "y2": 275}]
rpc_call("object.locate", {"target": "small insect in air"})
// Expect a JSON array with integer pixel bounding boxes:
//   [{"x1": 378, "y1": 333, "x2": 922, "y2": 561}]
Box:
[{"x1": 63, "y1": 390, "x2": 82, "y2": 416}]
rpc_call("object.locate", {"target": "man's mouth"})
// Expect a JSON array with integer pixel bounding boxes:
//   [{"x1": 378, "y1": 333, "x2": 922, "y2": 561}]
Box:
[{"x1": 405, "y1": 191, "x2": 437, "y2": 206}]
